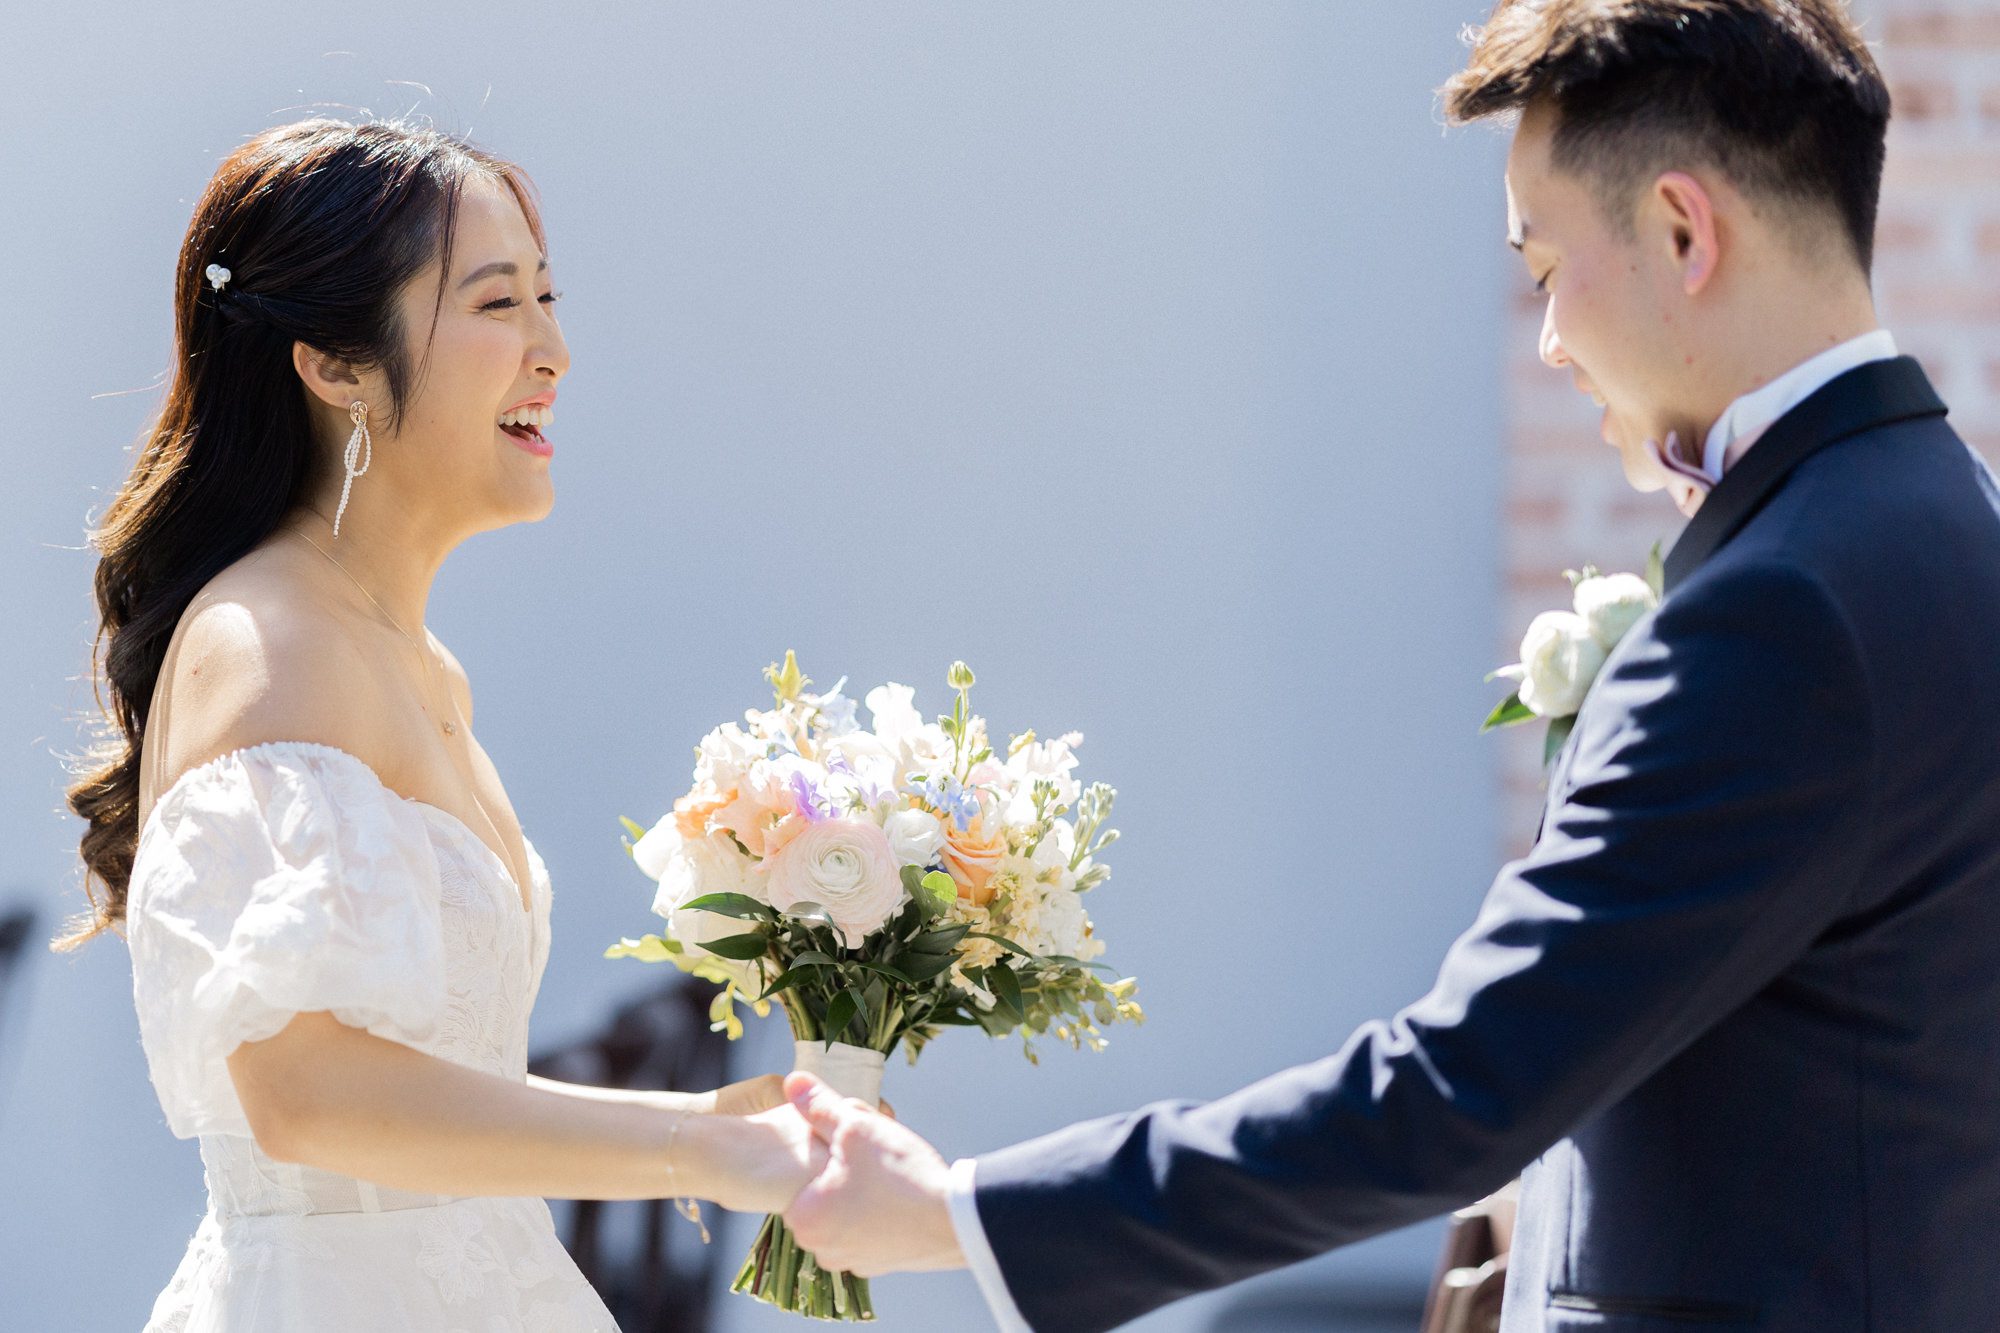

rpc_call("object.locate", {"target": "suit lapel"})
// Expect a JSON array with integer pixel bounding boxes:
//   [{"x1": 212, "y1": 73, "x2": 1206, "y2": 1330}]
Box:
[{"x1": 1662, "y1": 357, "x2": 1947, "y2": 593}]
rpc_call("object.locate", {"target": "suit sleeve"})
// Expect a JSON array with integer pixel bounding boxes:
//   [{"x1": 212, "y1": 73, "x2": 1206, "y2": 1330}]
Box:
[{"x1": 970, "y1": 561, "x2": 1877, "y2": 1333}]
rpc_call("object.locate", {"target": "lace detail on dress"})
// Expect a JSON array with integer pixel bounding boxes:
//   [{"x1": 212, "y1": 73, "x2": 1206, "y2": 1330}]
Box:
[{"x1": 416, "y1": 1202, "x2": 505, "y2": 1305}]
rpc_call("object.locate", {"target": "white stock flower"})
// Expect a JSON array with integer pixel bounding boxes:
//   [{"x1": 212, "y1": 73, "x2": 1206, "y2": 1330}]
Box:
[
  {"x1": 1012, "y1": 879, "x2": 1101, "y2": 961},
  {"x1": 1004, "y1": 733, "x2": 1083, "y2": 807},
  {"x1": 883, "y1": 807, "x2": 948, "y2": 868},
  {"x1": 1574, "y1": 573, "x2": 1658, "y2": 650},
  {"x1": 1515, "y1": 610, "x2": 1608, "y2": 719},
  {"x1": 764, "y1": 818, "x2": 907, "y2": 947}
]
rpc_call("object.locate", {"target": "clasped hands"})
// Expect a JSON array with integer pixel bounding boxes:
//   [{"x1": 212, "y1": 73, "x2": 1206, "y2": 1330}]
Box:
[{"x1": 708, "y1": 1071, "x2": 968, "y2": 1276}]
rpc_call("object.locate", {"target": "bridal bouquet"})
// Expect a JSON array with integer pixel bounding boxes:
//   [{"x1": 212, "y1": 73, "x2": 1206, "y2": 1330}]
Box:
[{"x1": 606, "y1": 653, "x2": 1140, "y2": 1321}]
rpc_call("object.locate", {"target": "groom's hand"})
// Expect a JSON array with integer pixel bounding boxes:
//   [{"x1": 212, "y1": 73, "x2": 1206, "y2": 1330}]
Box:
[{"x1": 781, "y1": 1072, "x2": 967, "y2": 1276}]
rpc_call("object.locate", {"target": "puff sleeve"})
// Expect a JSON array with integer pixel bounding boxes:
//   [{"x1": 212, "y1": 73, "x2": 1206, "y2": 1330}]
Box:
[{"x1": 127, "y1": 742, "x2": 449, "y2": 1140}]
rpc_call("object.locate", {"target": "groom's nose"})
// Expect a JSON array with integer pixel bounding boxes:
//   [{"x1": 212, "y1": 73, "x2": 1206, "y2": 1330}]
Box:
[{"x1": 1539, "y1": 302, "x2": 1571, "y2": 370}]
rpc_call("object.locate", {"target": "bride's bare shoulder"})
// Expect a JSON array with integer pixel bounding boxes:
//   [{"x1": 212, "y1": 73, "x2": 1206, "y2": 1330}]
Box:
[{"x1": 143, "y1": 542, "x2": 400, "y2": 809}]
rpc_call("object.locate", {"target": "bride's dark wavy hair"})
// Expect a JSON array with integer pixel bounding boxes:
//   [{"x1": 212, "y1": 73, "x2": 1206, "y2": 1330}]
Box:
[{"x1": 55, "y1": 118, "x2": 544, "y2": 952}]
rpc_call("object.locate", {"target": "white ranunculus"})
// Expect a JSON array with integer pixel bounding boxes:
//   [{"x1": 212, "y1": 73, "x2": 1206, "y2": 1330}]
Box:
[
  {"x1": 1573, "y1": 573, "x2": 1658, "y2": 650},
  {"x1": 883, "y1": 807, "x2": 947, "y2": 869},
  {"x1": 1516, "y1": 610, "x2": 1608, "y2": 719},
  {"x1": 764, "y1": 818, "x2": 907, "y2": 947}
]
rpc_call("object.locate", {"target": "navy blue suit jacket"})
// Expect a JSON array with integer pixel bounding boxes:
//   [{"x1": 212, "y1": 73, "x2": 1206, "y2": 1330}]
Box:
[{"x1": 972, "y1": 358, "x2": 2000, "y2": 1331}]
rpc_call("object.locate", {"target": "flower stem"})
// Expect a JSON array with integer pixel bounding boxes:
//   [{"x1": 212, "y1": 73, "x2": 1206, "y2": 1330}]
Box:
[{"x1": 731, "y1": 1213, "x2": 875, "y2": 1321}]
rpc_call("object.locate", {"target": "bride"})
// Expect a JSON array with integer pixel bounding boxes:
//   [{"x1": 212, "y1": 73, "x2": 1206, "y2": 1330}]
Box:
[{"x1": 57, "y1": 118, "x2": 820, "y2": 1330}]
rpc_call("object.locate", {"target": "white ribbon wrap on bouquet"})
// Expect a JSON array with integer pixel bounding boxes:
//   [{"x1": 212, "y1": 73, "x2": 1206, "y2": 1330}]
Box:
[{"x1": 791, "y1": 1040, "x2": 886, "y2": 1107}]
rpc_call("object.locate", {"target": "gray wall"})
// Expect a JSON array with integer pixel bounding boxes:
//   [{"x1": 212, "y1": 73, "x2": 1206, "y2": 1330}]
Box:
[{"x1": 2, "y1": 4, "x2": 1507, "y2": 1329}]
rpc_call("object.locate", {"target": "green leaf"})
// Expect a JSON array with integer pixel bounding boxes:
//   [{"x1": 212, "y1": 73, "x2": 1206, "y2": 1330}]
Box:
[
  {"x1": 759, "y1": 965, "x2": 823, "y2": 1001},
  {"x1": 856, "y1": 960, "x2": 916, "y2": 986},
  {"x1": 1543, "y1": 713, "x2": 1578, "y2": 768},
  {"x1": 887, "y1": 896, "x2": 925, "y2": 939},
  {"x1": 908, "y1": 922, "x2": 973, "y2": 954},
  {"x1": 788, "y1": 950, "x2": 839, "y2": 969},
  {"x1": 895, "y1": 951, "x2": 959, "y2": 982},
  {"x1": 1043, "y1": 954, "x2": 1118, "y2": 974},
  {"x1": 965, "y1": 930, "x2": 1033, "y2": 959},
  {"x1": 919, "y1": 870, "x2": 958, "y2": 911},
  {"x1": 974, "y1": 997, "x2": 1020, "y2": 1036},
  {"x1": 602, "y1": 933, "x2": 677, "y2": 963},
  {"x1": 1646, "y1": 540, "x2": 1666, "y2": 600},
  {"x1": 987, "y1": 964, "x2": 1025, "y2": 1019},
  {"x1": 1481, "y1": 691, "x2": 1537, "y2": 733},
  {"x1": 619, "y1": 815, "x2": 648, "y2": 844},
  {"x1": 682, "y1": 892, "x2": 777, "y2": 921},
  {"x1": 823, "y1": 991, "x2": 858, "y2": 1044},
  {"x1": 701, "y1": 932, "x2": 773, "y2": 961},
  {"x1": 899, "y1": 865, "x2": 957, "y2": 921}
]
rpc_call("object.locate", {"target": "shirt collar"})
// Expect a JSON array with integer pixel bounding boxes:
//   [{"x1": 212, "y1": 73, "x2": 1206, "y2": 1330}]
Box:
[{"x1": 1698, "y1": 329, "x2": 1900, "y2": 481}]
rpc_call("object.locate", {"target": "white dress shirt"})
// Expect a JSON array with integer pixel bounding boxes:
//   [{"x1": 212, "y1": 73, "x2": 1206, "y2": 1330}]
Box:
[
  {"x1": 1696, "y1": 329, "x2": 1900, "y2": 487},
  {"x1": 946, "y1": 1156, "x2": 1033, "y2": 1331},
  {"x1": 941, "y1": 328, "x2": 1902, "y2": 1333}
]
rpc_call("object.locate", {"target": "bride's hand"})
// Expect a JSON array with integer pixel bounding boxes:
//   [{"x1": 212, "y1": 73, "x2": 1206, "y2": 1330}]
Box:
[
  {"x1": 712, "y1": 1105, "x2": 829, "y2": 1215},
  {"x1": 707, "y1": 1073, "x2": 786, "y2": 1118},
  {"x1": 706, "y1": 1074, "x2": 895, "y2": 1121}
]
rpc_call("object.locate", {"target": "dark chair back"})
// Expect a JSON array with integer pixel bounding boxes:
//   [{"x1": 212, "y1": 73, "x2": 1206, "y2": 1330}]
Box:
[
  {"x1": 0, "y1": 905, "x2": 37, "y2": 1093},
  {"x1": 529, "y1": 975, "x2": 736, "y2": 1333}
]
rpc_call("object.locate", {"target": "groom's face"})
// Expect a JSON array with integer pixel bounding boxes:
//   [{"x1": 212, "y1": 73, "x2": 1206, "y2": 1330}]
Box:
[{"x1": 1504, "y1": 103, "x2": 1686, "y2": 495}]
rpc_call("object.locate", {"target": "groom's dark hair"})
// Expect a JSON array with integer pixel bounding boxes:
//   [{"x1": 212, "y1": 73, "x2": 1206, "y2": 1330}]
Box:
[{"x1": 1443, "y1": 0, "x2": 1890, "y2": 272}]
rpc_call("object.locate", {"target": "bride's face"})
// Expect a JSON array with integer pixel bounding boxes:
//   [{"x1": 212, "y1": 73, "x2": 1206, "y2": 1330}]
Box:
[{"x1": 374, "y1": 175, "x2": 570, "y2": 535}]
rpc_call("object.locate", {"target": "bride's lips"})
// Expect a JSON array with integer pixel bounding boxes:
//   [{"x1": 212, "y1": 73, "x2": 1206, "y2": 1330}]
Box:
[
  {"x1": 504, "y1": 428, "x2": 554, "y2": 459},
  {"x1": 498, "y1": 391, "x2": 556, "y2": 459}
]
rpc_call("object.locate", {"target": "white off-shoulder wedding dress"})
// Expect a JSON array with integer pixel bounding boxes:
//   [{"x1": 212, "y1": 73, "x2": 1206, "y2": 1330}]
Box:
[{"x1": 127, "y1": 740, "x2": 618, "y2": 1331}]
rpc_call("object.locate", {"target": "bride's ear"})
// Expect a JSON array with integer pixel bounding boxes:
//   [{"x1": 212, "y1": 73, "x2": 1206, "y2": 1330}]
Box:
[{"x1": 291, "y1": 341, "x2": 364, "y2": 411}]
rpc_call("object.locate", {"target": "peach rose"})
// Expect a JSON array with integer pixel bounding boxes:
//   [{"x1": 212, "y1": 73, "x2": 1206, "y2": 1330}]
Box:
[{"x1": 942, "y1": 814, "x2": 1008, "y2": 907}]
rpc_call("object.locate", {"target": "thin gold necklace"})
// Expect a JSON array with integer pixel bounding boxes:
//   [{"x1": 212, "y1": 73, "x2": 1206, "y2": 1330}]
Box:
[{"x1": 288, "y1": 526, "x2": 461, "y2": 738}]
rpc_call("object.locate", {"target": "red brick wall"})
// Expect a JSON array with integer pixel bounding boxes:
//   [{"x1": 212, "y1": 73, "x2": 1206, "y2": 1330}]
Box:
[{"x1": 1495, "y1": 0, "x2": 2000, "y2": 851}]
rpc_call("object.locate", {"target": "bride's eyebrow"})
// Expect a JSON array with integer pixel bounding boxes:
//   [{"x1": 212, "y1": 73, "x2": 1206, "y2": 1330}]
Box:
[{"x1": 456, "y1": 257, "x2": 550, "y2": 289}]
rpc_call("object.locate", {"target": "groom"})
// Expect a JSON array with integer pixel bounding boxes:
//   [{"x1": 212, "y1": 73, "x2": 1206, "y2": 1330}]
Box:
[{"x1": 781, "y1": 2, "x2": 2000, "y2": 1329}]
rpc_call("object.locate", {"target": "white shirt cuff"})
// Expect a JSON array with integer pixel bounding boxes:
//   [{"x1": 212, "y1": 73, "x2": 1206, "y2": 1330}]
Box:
[{"x1": 946, "y1": 1156, "x2": 1033, "y2": 1332}]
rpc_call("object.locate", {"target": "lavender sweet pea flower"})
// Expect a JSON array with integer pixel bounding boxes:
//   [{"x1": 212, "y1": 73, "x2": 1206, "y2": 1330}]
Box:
[{"x1": 789, "y1": 771, "x2": 841, "y2": 823}]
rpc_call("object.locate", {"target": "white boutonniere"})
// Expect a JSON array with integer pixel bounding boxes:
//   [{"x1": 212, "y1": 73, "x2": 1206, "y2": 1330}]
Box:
[{"x1": 1484, "y1": 542, "x2": 1664, "y2": 766}]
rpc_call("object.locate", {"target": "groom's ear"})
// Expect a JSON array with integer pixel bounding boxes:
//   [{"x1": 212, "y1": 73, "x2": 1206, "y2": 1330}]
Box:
[{"x1": 1651, "y1": 171, "x2": 1721, "y2": 298}]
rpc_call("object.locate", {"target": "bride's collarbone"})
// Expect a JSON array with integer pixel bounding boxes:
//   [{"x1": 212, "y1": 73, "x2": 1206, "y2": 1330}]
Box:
[{"x1": 400, "y1": 740, "x2": 533, "y2": 910}]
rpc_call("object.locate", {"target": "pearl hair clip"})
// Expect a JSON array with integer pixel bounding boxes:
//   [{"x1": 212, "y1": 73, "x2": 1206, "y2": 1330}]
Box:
[{"x1": 205, "y1": 263, "x2": 232, "y2": 292}]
